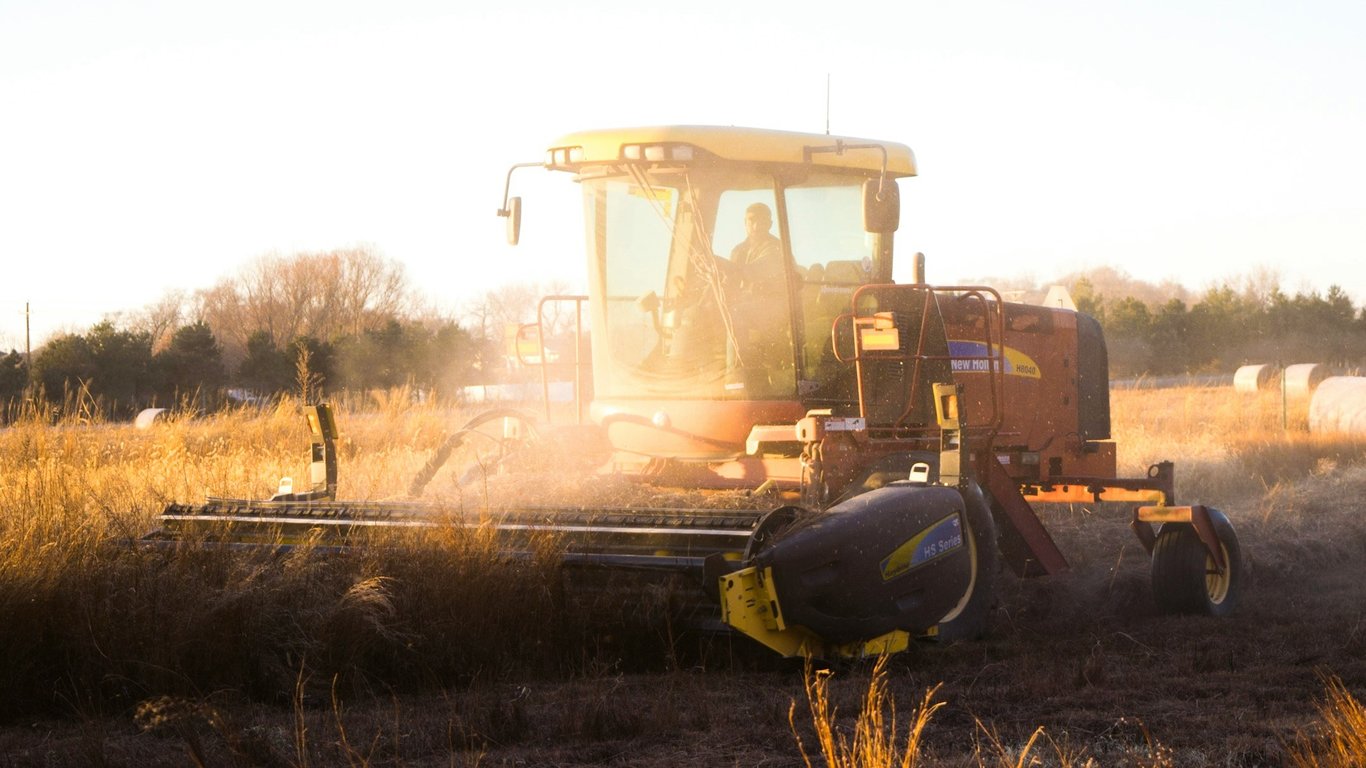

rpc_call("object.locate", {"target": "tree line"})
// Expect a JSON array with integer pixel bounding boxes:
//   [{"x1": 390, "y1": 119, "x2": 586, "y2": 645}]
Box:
[
  {"x1": 4, "y1": 317, "x2": 485, "y2": 419},
  {"x1": 5, "y1": 255, "x2": 1363, "y2": 418},
  {"x1": 0, "y1": 247, "x2": 540, "y2": 419},
  {"x1": 1065, "y1": 269, "x2": 1366, "y2": 377}
]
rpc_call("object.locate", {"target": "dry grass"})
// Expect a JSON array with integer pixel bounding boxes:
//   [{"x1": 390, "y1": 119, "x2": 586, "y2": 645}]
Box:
[
  {"x1": 791, "y1": 656, "x2": 943, "y2": 768},
  {"x1": 772, "y1": 384, "x2": 1366, "y2": 768},
  {"x1": 1110, "y1": 386, "x2": 1366, "y2": 503},
  {"x1": 0, "y1": 393, "x2": 673, "y2": 723},
  {"x1": 790, "y1": 656, "x2": 1184, "y2": 768},
  {"x1": 1, "y1": 382, "x2": 1365, "y2": 765},
  {"x1": 1288, "y1": 675, "x2": 1366, "y2": 768}
]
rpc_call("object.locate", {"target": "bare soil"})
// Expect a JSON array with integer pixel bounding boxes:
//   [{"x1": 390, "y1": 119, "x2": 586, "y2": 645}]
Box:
[{"x1": 2, "y1": 469, "x2": 1363, "y2": 767}]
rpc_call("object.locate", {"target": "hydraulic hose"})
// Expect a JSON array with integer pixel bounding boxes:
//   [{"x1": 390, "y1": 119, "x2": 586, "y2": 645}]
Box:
[{"x1": 407, "y1": 408, "x2": 538, "y2": 498}]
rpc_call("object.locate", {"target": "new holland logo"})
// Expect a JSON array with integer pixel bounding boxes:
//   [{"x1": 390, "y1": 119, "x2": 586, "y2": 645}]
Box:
[
  {"x1": 880, "y1": 513, "x2": 964, "y2": 581},
  {"x1": 947, "y1": 340, "x2": 1042, "y2": 379}
]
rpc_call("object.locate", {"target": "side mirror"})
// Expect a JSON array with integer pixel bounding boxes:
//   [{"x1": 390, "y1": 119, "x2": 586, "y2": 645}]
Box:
[
  {"x1": 862, "y1": 178, "x2": 900, "y2": 233},
  {"x1": 501, "y1": 196, "x2": 523, "y2": 246}
]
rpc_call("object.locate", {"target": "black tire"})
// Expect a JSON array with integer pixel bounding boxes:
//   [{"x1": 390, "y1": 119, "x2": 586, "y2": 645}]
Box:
[
  {"x1": 1151, "y1": 508, "x2": 1242, "y2": 617},
  {"x1": 933, "y1": 481, "x2": 998, "y2": 642}
]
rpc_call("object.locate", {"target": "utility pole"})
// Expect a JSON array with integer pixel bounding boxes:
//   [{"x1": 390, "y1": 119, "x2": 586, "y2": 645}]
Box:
[{"x1": 25, "y1": 301, "x2": 32, "y2": 392}]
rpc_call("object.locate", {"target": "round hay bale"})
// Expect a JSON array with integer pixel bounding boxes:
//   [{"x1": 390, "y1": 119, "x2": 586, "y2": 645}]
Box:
[
  {"x1": 134, "y1": 408, "x2": 167, "y2": 430},
  {"x1": 1308, "y1": 377, "x2": 1366, "y2": 435},
  {"x1": 1233, "y1": 364, "x2": 1276, "y2": 393},
  {"x1": 1283, "y1": 363, "x2": 1329, "y2": 399}
]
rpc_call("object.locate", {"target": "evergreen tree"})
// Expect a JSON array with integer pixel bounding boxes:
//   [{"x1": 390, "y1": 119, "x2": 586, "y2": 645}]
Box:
[
  {"x1": 156, "y1": 321, "x2": 227, "y2": 408},
  {"x1": 85, "y1": 322, "x2": 155, "y2": 413},
  {"x1": 237, "y1": 331, "x2": 293, "y2": 395},
  {"x1": 1147, "y1": 299, "x2": 1190, "y2": 374},
  {"x1": 0, "y1": 350, "x2": 27, "y2": 405}
]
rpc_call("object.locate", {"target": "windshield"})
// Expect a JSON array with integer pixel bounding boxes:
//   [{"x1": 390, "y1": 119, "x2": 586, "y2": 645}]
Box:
[{"x1": 582, "y1": 165, "x2": 879, "y2": 401}]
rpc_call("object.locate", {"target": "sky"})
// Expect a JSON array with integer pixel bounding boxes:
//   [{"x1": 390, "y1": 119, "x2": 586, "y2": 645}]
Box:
[{"x1": 2, "y1": 0, "x2": 1364, "y2": 349}]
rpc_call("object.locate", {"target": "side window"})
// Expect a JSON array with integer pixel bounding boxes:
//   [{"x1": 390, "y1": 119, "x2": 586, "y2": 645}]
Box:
[
  {"x1": 597, "y1": 180, "x2": 679, "y2": 372},
  {"x1": 603, "y1": 180, "x2": 677, "y2": 298},
  {"x1": 786, "y1": 185, "x2": 875, "y2": 282},
  {"x1": 785, "y1": 183, "x2": 877, "y2": 394}
]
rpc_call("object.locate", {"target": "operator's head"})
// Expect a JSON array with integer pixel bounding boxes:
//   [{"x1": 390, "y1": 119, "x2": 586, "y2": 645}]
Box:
[{"x1": 744, "y1": 202, "x2": 773, "y2": 238}]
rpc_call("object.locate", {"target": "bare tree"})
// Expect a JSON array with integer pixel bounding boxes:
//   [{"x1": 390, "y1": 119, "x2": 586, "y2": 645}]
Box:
[
  {"x1": 195, "y1": 245, "x2": 414, "y2": 364},
  {"x1": 335, "y1": 247, "x2": 409, "y2": 335},
  {"x1": 241, "y1": 254, "x2": 296, "y2": 343},
  {"x1": 461, "y1": 279, "x2": 581, "y2": 377},
  {"x1": 1233, "y1": 265, "x2": 1283, "y2": 308},
  {"x1": 194, "y1": 280, "x2": 252, "y2": 364},
  {"x1": 126, "y1": 291, "x2": 187, "y2": 353},
  {"x1": 464, "y1": 279, "x2": 574, "y2": 339}
]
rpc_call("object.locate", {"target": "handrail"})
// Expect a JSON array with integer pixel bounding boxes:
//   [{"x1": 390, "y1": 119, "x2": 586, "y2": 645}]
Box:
[
  {"x1": 535, "y1": 294, "x2": 590, "y2": 424},
  {"x1": 838, "y1": 284, "x2": 1006, "y2": 442}
]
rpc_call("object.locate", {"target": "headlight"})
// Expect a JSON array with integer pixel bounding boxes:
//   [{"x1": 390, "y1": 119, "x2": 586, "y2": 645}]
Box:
[
  {"x1": 546, "y1": 146, "x2": 585, "y2": 169},
  {"x1": 620, "y1": 143, "x2": 697, "y2": 164}
]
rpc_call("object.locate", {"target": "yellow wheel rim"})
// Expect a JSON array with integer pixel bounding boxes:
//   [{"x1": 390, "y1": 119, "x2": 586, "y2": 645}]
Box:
[{"x1": 1204, "y1": 543, "x2": 1231, "y2": 605}]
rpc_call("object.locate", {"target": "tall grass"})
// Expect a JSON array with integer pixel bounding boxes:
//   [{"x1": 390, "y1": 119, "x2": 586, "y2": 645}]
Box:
[
  {"x1": 2, "y1": 382, "x2": 1365, "y2": 765},
  {"x1": 789, "y1": 657, "x2": 1177, "y2": 767},
  {"x1": 0, "y1": 392, "x2": 683, "y2": 721},
  {"x1": 1110, "y1": 386, "x2": 1366, "y2": 502},
  {"x1": 1289, "y1": 676, "x2": 1366, "y2": 768},
  {"x1": 790, "y1": 656, "x2": 942, "y2": 768}
]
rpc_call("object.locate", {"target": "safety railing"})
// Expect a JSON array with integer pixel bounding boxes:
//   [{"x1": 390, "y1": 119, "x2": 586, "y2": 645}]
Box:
[
  {"x1": 514, "y1": 294, "x2": 590, "y2": 424},
  {"x1": 833, "y1": 284, "x2": 1005, "y2": 442}
]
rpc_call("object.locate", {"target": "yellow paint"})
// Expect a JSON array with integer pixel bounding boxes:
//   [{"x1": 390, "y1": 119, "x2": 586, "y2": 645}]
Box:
[
  {"x1": 859, "y1": 327, "x2": 901, "y2": 351},
  {"x1": 720, "y1": 566, "x2": 919, "y2": 659},
  {"x1": 1001, "y1": 346, "x2": 1042, "y2": 378},
  {"x1": 549, "y1": 126, "x2": 917, "y2": 176},
  {"x1": 719, "y1": 566, "x2": 819, "y2": 657},
  {"x1": 879, "y1": 513, "x2": 960, "y2": 581},
  {"x1": 832, "y1": 630, "x2": 912, "y2": 658},
  {"x1": 1136, "y1": 505, "x2": 1194, "y2": 523},
  {"x1": 628, "y1": 184, "x2": 675, "y2": 216},
  {"x1": 1025, "y1": 486, "x2": 1166, "y2": 504}
]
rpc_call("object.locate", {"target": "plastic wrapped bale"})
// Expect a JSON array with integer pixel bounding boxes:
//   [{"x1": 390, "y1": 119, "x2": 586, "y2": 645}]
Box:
[
  {"x1": 1283, "y1": 363, "x2": 1329, "y2": 399},
  {"x1": 1233, "y1": 364, "x2": 1276, "y2": 393},
  {"x1": 1308, "y1": 377, "x2": 1366, "y2": 435},
  {"x1": 134, "y1": 408, "x2": 168, "y2": 430}
]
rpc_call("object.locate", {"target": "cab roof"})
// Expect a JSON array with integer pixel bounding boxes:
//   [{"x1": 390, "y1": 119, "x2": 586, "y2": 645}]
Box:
[{"x1": 547, "y1": 125, "x2": 916, "y2": 177}]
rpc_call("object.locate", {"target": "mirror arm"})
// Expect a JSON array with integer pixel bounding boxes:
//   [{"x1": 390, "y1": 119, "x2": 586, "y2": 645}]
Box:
[
  {"x1": 496, "y1": 162, "x2": 543, "y2": 217},
  {"x1": 803, "y1": 141, "x2": 891, "y2": 198}
]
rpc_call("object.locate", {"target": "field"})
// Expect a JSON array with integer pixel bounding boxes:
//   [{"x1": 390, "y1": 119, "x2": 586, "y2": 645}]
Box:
[{"x1": 1, "y1": 386, "x2": 1364, "y2": 766}]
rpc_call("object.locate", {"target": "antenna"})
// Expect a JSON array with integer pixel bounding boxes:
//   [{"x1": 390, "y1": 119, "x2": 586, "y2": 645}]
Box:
[{"x1": 825, "y1": 73, "x2": 831, "y2": 135}]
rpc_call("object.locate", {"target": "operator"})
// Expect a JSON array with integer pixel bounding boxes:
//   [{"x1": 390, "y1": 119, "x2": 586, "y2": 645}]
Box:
[
  {"x1": 727, "y1": 202, "x2": 785, "y2": 291},
  {"x1": 722, "y1": 201, "x2": 795, "y2": 392}
]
